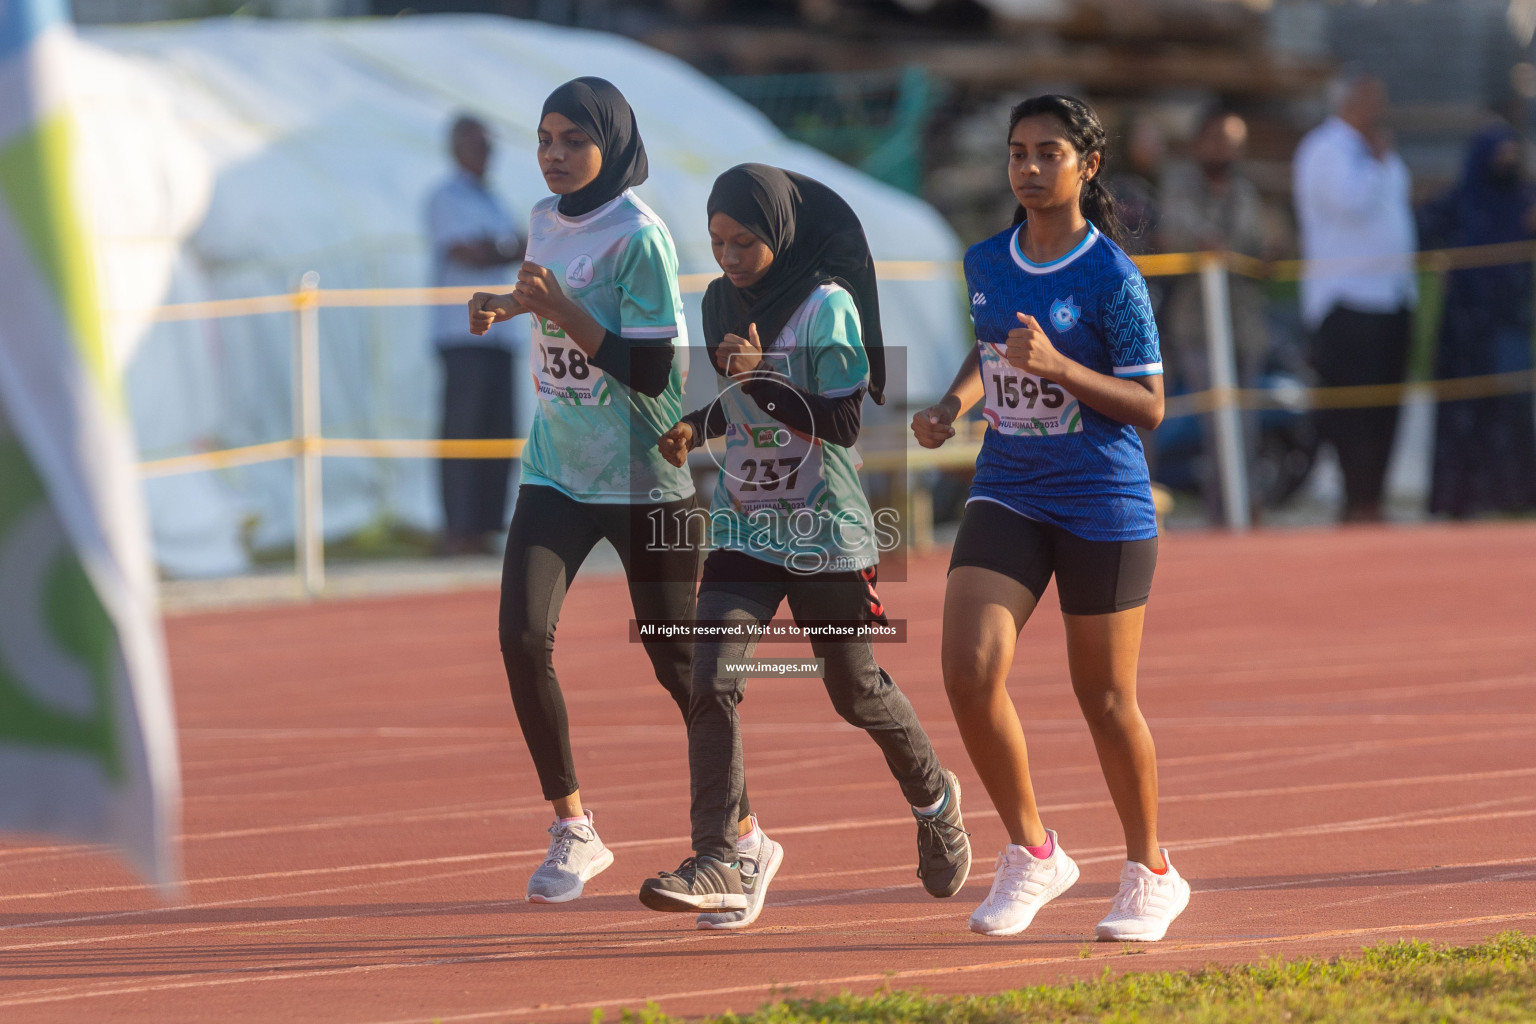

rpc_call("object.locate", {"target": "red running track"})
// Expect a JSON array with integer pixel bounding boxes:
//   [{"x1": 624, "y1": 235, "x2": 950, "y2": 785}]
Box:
[{"x1": 2, "y1": 525, "x2": 1534, "y2": 1022}]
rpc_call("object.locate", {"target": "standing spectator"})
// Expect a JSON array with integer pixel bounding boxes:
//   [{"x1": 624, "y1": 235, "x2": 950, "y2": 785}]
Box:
[
  {"x1": 1293, "y1": 71, "x2": 1418, "y2": 523},
  {"x1": 1160, "y1": 108, "x2": 1270, "y2": 521},
  {"x1": 1106, "y1": 116, "x2": 1169, "y2": 482},
  {"x1": 1419, "y1": 122, "x2": 1536, "y2": 517},
  {"x1": 426, "y1": 114, "x2": 527, "y2": 555},
  {"x1": 1107, "y1": 115, "x2": 1167, "y2": 255}
]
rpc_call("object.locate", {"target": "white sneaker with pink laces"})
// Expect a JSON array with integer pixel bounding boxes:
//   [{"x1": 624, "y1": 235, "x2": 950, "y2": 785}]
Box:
[
  {"x1": 1094, "y1": 850, "x2": 1190, "y2": 941},
  {"x1": 967, "y1": 829, "x2": 1079, "y2": 936}
]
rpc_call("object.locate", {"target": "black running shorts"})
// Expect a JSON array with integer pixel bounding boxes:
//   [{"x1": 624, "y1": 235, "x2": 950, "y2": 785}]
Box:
[{"x1": 948, "y1": 499, "x2": 1157, "y2": 616}]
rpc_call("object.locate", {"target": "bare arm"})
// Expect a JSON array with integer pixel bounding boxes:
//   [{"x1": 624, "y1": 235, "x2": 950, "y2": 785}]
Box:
[
  {"x1": 910, "y1": 344, "x2": 983, "y2": 448},
  {"x1": 1006, "y1": 313, "x2": 1164, "y2": 430}
]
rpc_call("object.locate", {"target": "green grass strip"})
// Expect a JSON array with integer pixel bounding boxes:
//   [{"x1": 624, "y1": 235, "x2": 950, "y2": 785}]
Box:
[{"x1": 598, "y1": 932, "x2": 1536, "y2": 1024}]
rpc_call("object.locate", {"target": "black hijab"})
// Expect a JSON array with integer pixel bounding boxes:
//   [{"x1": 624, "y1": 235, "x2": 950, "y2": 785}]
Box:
[
  {"x1": 702, "y1": 164, "x2": 886, "y2": 404},
  {"x1": 540, "y1": 77, "x2": 648, "y2": 217}
]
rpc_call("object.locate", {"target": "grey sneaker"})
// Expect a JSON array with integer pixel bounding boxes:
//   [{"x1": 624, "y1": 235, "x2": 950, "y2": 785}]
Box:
[
  {"x1": 914, "y1": 769, "x2": 971, "y2": 898},
  {"x1": 697, "y1": 819, "x2": 784, "y2": 930},
  {"x1": 525, "y1": 810, "x2": 614, "y2": 904},
  {"x1": 638, "y1": 855, "x2": 746, "y2": 913}
]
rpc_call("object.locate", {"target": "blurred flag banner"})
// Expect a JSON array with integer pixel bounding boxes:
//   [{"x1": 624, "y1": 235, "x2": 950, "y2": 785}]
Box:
[{"x1": 0, "y1": 0, "x2": 180, "y2": 890}]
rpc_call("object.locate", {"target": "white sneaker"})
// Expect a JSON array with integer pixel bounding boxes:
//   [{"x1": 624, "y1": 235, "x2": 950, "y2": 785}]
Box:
[
  {"x1": 526, "y1": 810, "x2": 614, "y2": 904},
  {"x1": 967, "y1": 829, "x2": 1079, "y2": 936},
  {"x1": 697, "y1": 817, "x2": 784, "y2": 931},
  {"x1": 1094, "y1": 850, "x2": 1190, "y2": 941}
]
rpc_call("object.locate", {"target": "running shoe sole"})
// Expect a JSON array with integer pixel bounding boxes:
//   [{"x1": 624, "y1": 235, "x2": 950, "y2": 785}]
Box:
[
  {"x1": 696, "y1": 839, "x2": 784, "y2": 930},
  {"x1": 968, "y1": 855, "x2": 1080, "y2": 937},
  {"x1": 639, "y1": 884, "x2": 747, "y2": 913},
  {"x1": 526, "y1": 847, "x2": 615, "y2": 904},
  {"x1": 1094, "y1": 877, "x2": 1190, "y2": 942}
]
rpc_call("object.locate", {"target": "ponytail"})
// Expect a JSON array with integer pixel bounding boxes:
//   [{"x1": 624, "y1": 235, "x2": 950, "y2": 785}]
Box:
[{"x1": 1007, "y1": 94, "x2": 1130, "y2": 250}]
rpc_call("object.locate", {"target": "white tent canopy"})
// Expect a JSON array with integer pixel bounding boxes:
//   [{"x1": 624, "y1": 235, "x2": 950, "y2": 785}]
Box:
[{"x1": 72, "y1": 15, "x2": 968, "y2": 577}]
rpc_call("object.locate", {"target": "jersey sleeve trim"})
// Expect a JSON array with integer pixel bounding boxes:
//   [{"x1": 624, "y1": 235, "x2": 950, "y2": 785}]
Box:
[
  {"x1": 1113, "y1": 362, "x2": 1164, "y2": 378},
  {"x1": 619, "y1": 325, "x2": 679, "y2": 339},
  {"x1": 819, "y1": 382, "x2": 866, "y2": 398}
]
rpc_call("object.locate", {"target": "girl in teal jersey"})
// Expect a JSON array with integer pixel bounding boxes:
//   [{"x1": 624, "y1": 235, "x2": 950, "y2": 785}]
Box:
[
  {"x1": 636, "y1": 164, "x2": 970, "y2": 928},
  {"x1": 468, "y1": 78, "x2": 749, "y2": 905}
]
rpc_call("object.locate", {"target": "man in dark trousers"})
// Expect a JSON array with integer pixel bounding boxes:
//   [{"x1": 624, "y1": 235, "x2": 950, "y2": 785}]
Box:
[
  {"x1": 1293, "y1": 72, "x2": 1417, "y2": 522},
  {"x1": 425, "y1": 115, "x2": 526, "y2": 554}
]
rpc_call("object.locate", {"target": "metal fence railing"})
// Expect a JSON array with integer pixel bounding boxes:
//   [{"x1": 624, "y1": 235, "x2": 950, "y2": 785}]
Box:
[{"x1": 122, "y1": 243, "x2": 1536, "y2": 594}]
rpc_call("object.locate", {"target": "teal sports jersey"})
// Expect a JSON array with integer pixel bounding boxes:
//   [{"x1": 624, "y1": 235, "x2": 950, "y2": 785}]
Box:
[
  {"x1": 705, "y1": 284, "x2": 879, "y2": 574},
  {"x1": 520, "y1": 189, "x2": 694, "y2": 504}
]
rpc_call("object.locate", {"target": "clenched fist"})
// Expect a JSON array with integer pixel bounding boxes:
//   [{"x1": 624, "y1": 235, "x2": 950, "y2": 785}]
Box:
[
  {"x1": 467, "y1": 292, "x2": 522, "y2": 336},
  {"x1": 910, "y1": 395, "x2": 960, "y2": 449},
  {"x1": 510, "y1": 261, "x2": 567, "y2": 322},
  {"x1": 1006, "y1": 312, "x2": 1068, "y2": 380},
  {"x1": 715, "y1": 322, "x2": 763, "y2": 378},
  {"x1": 658, "y1": 421, "x2": 695, "y2": 467}
]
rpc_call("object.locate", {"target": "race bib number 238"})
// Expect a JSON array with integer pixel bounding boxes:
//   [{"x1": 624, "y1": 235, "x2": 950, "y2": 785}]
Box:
[
  {"x1": 979, "y1": 342, "x2": 1081, "y2": 436},
  {"x1": 531, "y1": 315, "x2": 611, "y2": 406}
]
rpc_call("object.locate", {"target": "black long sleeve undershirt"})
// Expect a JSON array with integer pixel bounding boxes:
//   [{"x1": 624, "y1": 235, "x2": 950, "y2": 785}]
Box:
[
  {"x1": 740, "y1": 376, "x2": 865, "y2": 449},
  {"x1": 682, "y1": 377, "x2": 864, "y2": 450},
  {"x1": 680, "y1": 400, "x2": 727, "y2": 447},
  {"x1": 588, "y1": 331, "x2": 674, "y2": 398}
]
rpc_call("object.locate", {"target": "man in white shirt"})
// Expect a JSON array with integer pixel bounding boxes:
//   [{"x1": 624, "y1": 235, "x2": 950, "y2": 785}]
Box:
[
  {"x1": 1293, "y1": 72, "x2": 1417, "y2": 522},
  {"x1": 426, "y1": 115, "x2": 526, "y2": 554}
]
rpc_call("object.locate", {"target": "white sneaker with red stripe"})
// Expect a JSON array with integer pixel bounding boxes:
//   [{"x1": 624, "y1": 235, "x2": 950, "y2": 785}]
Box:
[{"x1": 1094, "y1": 851, "x2": 1190, "y2": 941}]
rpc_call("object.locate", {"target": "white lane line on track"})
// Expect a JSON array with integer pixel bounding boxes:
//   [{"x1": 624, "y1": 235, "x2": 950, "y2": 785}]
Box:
[
  {"x1": 6, "y1": 795, "x2": 1534, "y2": 948},
  {"x1": 6, "y1": 903, "x2": 1535, "y2": 1016},
  {"x1": 371, "y1": 910, "x2": 1536, "y2": 1024},
  {"x1": 1247, "y1": 867, "x2": 1536, "y2": 921},
  {"x1": 9, "y1": 846, "x2": 1536, "y2": 968},
  {"x1": 8, "y1": 768, "x2": 1534, "y2": 904},
  {"x1": 0, "y1": 750, "x2": 872, "y2": 871}
]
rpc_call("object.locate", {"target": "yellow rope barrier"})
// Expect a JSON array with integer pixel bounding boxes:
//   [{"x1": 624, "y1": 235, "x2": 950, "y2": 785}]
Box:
[
  {"x1": 138, "y1": 440, "x2": 299, "y2": 478},
  {"x1": 317, "y1": 438, "x2": 525, "y2": 459},
  {"x1": 138, "y1": 368, "x2": 1536, "y2": 479},
  {"x1": 1163, "y1": 369, "x2": 1536, "y2": 419},
  {"x1": 123, "y1": 241, "x2": 1536, "y2": 479},
  {"x1": 110, "y1": 241, "x2": 1536, "y2": 327}
]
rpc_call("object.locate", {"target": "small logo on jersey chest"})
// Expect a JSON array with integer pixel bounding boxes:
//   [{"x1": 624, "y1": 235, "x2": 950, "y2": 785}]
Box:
[
  {"x1": 564, "y1": 254, "x2": 595, "y2": 289},
  {"x1": 971, "y1": 291, "x2": 987, "y2": 307},
  {"x1": 1050, "y1": 296, "x2": 1080, "y2": 331}
]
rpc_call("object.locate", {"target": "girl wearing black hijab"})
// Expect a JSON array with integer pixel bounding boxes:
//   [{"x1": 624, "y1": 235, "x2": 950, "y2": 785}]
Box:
[
  {"x1": 637, "y1": 164, "x2": 970, "y2": 927},
  {"x1": 469, "y1": 77, "x2": 748, "y2": 905}
]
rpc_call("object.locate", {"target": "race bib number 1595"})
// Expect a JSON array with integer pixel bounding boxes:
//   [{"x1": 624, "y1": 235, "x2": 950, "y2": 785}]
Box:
[{"x1": 979, "y1": 342, "x2": 1081, "y2": 436}]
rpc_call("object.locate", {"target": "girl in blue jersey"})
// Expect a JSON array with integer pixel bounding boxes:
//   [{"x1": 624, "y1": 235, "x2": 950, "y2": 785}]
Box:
[
  {"x1": 911, "y1": 95, "x2": 1190, "y2": 941},
  {"x1": 467, "y1": 78, "x2": 751, "y2": 906}
]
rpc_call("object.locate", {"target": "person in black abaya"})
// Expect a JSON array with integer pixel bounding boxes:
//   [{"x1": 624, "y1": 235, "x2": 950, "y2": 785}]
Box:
[{"x1": 1420, "y1": 122, "x2": 1536, "y2": 518}]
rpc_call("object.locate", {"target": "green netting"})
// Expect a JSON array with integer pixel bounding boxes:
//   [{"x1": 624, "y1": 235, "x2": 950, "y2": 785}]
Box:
[{"x1": 715, "y1": 65, "x2": 936, "y2": 195}]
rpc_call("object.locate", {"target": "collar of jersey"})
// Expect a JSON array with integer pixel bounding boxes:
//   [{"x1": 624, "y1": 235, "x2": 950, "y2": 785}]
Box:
[
  {"x1": 550, "y1": 189, "x2": 633, "y2": 229},
  {"x1": 1010, "y1": 222, "x2": 1099, "y2": 275}
]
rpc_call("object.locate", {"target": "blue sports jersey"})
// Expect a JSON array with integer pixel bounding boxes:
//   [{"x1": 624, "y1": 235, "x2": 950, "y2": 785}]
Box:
[{"x1": 964, "y1": 222, "x2": 1162, "y2": 542}]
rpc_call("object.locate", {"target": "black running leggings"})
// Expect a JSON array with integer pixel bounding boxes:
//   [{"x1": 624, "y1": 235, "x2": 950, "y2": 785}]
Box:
[{"x1": 498, "y1": 484, "x2": 750, "y2": 820}]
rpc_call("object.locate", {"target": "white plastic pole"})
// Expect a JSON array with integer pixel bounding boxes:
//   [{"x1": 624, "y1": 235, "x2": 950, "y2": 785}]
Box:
[
  {"x1": 293, "y1": 271, "x2": 325, "y2": 594},
  {"x1": 1199, "y1": 254, "x2": 1250, "y2": 531}
]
